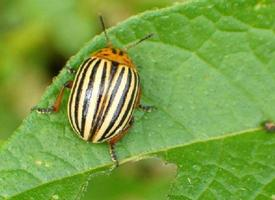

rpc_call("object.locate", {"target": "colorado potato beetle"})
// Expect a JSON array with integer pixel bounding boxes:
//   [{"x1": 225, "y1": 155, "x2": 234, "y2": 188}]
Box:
[{"x1": 33, "y1": 16, "x2": 154, "y2": 167}]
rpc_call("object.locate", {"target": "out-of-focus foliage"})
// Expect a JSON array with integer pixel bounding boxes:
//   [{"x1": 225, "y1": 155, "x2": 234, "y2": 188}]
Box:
[
  {"x1": 0, "y1": 0, "x2": 178, "y2": 140},
  {"x1": 83, "y1": 159, "x2": 176, "y2": 200}
]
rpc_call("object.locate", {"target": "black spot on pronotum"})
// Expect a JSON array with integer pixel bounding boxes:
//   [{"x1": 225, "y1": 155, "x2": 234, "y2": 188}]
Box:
[{"x1": 111, "y1": 48, "x2": 117, "y2": 54}]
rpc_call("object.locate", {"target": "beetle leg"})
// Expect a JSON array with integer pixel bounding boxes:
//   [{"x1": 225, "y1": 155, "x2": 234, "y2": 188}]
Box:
[
  {"x1": 135, "y1": 86, "x2": 155, "y2": 112},
  {"x1": 32, "y1": 80, "x2": 73, "y2": 114},
  {"x1": 66, "y1": 66, "x2": 77, "y2": 74},
  {"x1": 138, "y1": 104, "x2": 155, "y2": 112},
  {"x1": 108, "y1": 117, "x2": 134, "y2": 167}
]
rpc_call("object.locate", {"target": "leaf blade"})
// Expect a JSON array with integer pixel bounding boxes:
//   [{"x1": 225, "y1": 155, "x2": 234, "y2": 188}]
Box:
[{"x1": 1, "y1": 0, "x2": 275, "y2": 199}]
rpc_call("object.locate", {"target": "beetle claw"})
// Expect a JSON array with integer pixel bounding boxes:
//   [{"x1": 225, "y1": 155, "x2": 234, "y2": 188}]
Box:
[
  {"x1": 138, "y1": 104, "x2": 156, "y2": 112},
  {"x1": 32, "y1": 106, "x2": 54, "y2": 114}
]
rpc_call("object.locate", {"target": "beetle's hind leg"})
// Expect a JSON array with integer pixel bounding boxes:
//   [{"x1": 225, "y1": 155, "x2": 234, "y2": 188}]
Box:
[
  {"x1": 32, "y1": 80, "x2": 73, "y2": 114},
  {"x1": 108, "y1": 117, "x2": 134, "y2": 168}
]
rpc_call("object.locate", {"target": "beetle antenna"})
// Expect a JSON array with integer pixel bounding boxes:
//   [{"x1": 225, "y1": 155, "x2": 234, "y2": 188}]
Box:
[
  {"x1": 99, "y1": 14, "x2": 111, "y2": 46},
  {"x1": 124, "y1": 33, "x2": 154, "y2": 51}
]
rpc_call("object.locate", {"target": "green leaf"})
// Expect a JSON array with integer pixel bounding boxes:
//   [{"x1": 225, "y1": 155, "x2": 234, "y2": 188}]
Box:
[
  {"x1": 164, "y1": 129, "x2": 275, "y2": 199},
  {"x1": 1, "y1": 0, "x2": 275, "y2": 199}
]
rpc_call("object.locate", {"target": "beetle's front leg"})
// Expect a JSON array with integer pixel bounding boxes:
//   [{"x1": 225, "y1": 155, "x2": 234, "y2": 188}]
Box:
[
  {"x1": 32, "y1": 80, "x2": 73, "y2": 114},
  {"x1": 66, "y1": 66, "x2": 77, "y2": 74}
]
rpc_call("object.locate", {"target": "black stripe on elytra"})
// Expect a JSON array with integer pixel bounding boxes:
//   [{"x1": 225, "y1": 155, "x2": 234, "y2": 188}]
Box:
[
  {"x1": 101, "y1": 68, "x2": 132, "y2": 139},
  {"x1": 110, "y1": 61, "x2": 118, "y2": 79},
  {"x1": 91, "y1": 66, "x2": 125, "y2": 139},
  {"x1": 68, "y1": 58, "x2": 91, "y2": 118},
  {"x1": 85, "y1": 60, "x2": 107, "y2": 135},
  {"x1": 87, "y1": 61, "x2": 119, "y2": 139},
  {"x1": 74, "y1": 58, "x2": 96, "y2": 132},
  {"x1": 112, "y1": 61, "x2": 119, "y2": 67},
  {"x1": 105, "y1": 71, "x2": 138, "y2": 139},
  {"x1": 68, "y1": 58, "x2": 94, "y2": 132},
  {"x1": 120, "y1": 108, "x2": 135, "y2": 134},
  {"x1": 79, "y1": 59, "x2": 101, "y2": 135}
]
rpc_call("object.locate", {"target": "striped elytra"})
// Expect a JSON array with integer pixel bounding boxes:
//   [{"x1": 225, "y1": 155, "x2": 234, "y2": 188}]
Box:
[
  {"x1": 68, "y1": 50, "x2": 140, "y2": 143},
  {"x1": 33, "y1": 16, "x2": 153, "y2": 166}
]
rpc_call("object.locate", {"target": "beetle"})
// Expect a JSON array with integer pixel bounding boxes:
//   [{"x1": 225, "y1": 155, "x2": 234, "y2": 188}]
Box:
[{"x1": 33, "y1": 16, "x2": 154, "y2": 167}]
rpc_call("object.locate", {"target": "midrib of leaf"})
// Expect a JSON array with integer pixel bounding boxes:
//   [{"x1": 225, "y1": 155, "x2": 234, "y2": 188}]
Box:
[{"x1": 7, "y1": 126, "x2": 263, "y2": 200}]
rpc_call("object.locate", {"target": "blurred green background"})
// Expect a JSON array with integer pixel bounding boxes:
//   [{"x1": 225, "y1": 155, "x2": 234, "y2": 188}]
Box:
[{"x1": 0, "y1": 0, "x2": 180, "y2": 199}]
